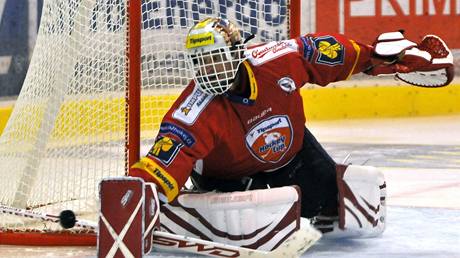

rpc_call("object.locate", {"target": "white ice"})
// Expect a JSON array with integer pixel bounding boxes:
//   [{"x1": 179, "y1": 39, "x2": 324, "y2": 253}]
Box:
[{"x1": 1, "y1": 115, "x2": 459, "y2": 257}]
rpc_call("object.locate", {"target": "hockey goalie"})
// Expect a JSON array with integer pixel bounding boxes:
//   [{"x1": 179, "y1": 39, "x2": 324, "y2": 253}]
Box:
[{"x1": 99, "y1": 17, "x2": 453, "y2": 257}]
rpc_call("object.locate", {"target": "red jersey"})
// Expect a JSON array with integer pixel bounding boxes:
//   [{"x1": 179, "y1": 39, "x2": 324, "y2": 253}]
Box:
[{"x1": 130, "y1": 33, "x2": 374, "y2": 202}]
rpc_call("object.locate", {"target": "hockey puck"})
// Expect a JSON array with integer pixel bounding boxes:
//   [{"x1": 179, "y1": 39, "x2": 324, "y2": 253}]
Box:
[{"x1": 59, "y1": 210, "x2": 77, "y2": 229}]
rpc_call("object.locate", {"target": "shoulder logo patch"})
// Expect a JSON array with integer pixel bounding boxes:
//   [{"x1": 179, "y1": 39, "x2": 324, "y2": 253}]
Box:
[
  {"x1": 313, "y1": 36, "x2": 344, "y2": 66},
  {"x1": 147, "y1": 136, "x2": 183, "y2": 166},
  {"x1": 173, "y1": 86, "x2": 213, "y2": 125},
  {"x1": 277, "y1": 77, "x2": 296, "y2": 93}
]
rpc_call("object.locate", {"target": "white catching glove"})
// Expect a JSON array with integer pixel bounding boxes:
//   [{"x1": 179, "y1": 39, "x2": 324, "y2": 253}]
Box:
[{"x1": 366, "y1": 31, "x2": 454, "y2": 87}]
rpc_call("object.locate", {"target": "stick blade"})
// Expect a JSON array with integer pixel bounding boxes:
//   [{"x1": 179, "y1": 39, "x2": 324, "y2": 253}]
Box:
[{"x1": 269, "y1": 226, "x2": 322, "y2": 258}]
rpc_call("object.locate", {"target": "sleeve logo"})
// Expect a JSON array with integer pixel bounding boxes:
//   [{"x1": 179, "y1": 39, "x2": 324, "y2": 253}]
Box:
[
  {"x1": 159, "y1": 122, "x2": 196, "y2": 147},
  {"x1": 173, "y1": 86, "x2": 213, "y2": 125},
  {"x1": 148, "y1": 136, "x2": 183, "y2": 166},
  {"x1": 313, "y1": 36, "x2": 344, "y2": 66},
  {"x1": 133, "y1": 157, "x2": 179, "y2": 202}
]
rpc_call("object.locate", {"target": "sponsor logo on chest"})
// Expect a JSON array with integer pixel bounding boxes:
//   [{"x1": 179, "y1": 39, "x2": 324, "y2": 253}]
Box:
[{"x1": 245, "y1": 115, "x2": 293, "y2": 163}]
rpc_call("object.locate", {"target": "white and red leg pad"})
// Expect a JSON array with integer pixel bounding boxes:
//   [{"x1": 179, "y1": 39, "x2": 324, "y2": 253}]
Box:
[
  {"x1": 335, "y1": 165, "x2": 387, "y2": 238},
  {"x1": 159, "y1": 186, "x2": 304, "y2": 251},
  {"x1": 98, "y1": 177, "x2": 159, "y2": 258}
]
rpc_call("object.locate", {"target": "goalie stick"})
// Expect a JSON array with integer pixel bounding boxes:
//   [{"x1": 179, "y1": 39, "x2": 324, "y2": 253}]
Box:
[
  {"x1": 0, "y1": 204, "x2": 96, "y2": 231},
  {"x1": 0, "y1": 204, "x2": 321, "y2": 258}
]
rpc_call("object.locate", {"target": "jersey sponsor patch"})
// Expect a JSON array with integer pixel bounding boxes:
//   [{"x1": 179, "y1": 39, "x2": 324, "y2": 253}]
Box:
[
  {"x1": 246, "y1": 39, "x2": 299, "y2": 66},
  {"x1": 245, "y1": 116, "x2": 293, "y2": 163},
  {"x1": 132, "y1": 157, "x2": 179, "y2": 202},
  {"x1": 147, "y1": 136, "x2": 183, "y2": 166},
  {"x1": 159, "y1": 122, "x2": 196, "y2": 147},
  {"x1": 313, "y1": 36, "x2": 344, "y2": 66},
  {"x1": 173, "y1": 86, "x2": 213, "y2": 125},
  {"x1": 300, "y1": 36, "x2": 314, "y2": 61}
]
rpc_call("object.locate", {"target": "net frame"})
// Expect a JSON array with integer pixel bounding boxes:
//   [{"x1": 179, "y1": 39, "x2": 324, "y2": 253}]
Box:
[{"x1": 0, "y1": 0, "x2": 301, "y2": 246}]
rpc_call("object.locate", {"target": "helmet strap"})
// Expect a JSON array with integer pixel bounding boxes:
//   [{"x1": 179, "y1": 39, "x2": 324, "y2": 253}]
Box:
[{"x1": 243, "y1": 34, "x2": 256, "y2": 44}]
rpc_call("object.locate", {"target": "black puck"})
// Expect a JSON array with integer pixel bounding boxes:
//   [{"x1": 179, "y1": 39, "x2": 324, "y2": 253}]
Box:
[{"x1": 59, "y1": 210, "x2": 76, "y2": 229}]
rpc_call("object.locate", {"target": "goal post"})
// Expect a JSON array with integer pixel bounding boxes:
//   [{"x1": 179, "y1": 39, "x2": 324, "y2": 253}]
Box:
[
  {"x1": 0, "y1": 0, "x2": 301, "y2": 246},
  {"x1": 128, "y1": 0, "x2": 141, "y2": 171}
]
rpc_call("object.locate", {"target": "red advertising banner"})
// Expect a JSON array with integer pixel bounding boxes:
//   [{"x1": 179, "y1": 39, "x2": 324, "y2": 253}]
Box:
[{"x1": 316, "y1": 0, "x2": 460, "y2": 49}]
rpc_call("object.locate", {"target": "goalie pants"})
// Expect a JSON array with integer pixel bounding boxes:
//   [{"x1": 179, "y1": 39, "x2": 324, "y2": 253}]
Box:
[{"x1": 191, "y1": 127, "x2": 339, "y2": 218}]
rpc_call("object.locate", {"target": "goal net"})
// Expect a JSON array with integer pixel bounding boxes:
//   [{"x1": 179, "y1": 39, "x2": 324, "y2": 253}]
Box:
[{"x1": 0, "y1": 0, "x2": 300, "y2": 245}]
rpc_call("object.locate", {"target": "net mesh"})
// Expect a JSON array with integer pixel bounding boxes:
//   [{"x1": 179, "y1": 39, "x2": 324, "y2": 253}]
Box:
[{"x1": 0, "y1": 0, "x2": 294, "y2": 236}]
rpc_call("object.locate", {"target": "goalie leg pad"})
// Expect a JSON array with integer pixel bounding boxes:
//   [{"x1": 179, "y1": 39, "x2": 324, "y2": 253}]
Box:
[
  {"x1": 335, "y1": 165, "x2": 386, "y2": 238},
  {"x1": 159, "y1": 186, "x2": 306, "y2": 251}
]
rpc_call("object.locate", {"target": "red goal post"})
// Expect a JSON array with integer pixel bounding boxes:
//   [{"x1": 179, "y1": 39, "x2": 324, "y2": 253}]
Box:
[{"x1": 0, "y1": 0, "x2": 301, "y2": 246}]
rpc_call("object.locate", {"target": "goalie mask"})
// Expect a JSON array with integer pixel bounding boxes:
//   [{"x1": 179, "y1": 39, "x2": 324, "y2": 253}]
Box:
[{"x1": 185, "y1": 17, "x2": 246, "y2": 95}]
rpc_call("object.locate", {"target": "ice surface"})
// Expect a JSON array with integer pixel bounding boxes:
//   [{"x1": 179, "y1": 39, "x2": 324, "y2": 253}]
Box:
[{"x1": 307, "y1": 206, "x2": 460, "y2": 258}]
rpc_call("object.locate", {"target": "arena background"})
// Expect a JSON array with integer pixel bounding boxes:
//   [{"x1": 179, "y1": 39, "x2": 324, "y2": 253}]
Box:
[{"x1": 0, "y1": 0, "x2": 459, "y2": 132}]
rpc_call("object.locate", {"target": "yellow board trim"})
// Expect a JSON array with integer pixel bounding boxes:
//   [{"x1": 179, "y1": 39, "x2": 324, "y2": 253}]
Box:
[
  {"x1": 0, "y1": 107, "x2": 12, "y2": 133},
  {"x1": 300, "y1": 84, "x2": 460, "y2": 120},
  {"x1": 132, "y1": 157, "x2": 179, "y2": 202}
]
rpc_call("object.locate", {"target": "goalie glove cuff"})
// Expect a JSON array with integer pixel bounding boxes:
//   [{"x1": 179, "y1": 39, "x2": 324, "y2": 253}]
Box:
[
  {"x1": 365, "y1": 31, "x2": 417, "y2": 75},
  {"x1": 373, "y1": 31, "x2": 417, "y2": 58}
]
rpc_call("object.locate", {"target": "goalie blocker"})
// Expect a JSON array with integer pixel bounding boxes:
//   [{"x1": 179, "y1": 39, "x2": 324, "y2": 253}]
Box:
[{"x1": 98, "y1": 178, "x2": 159, "y2": 258}]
